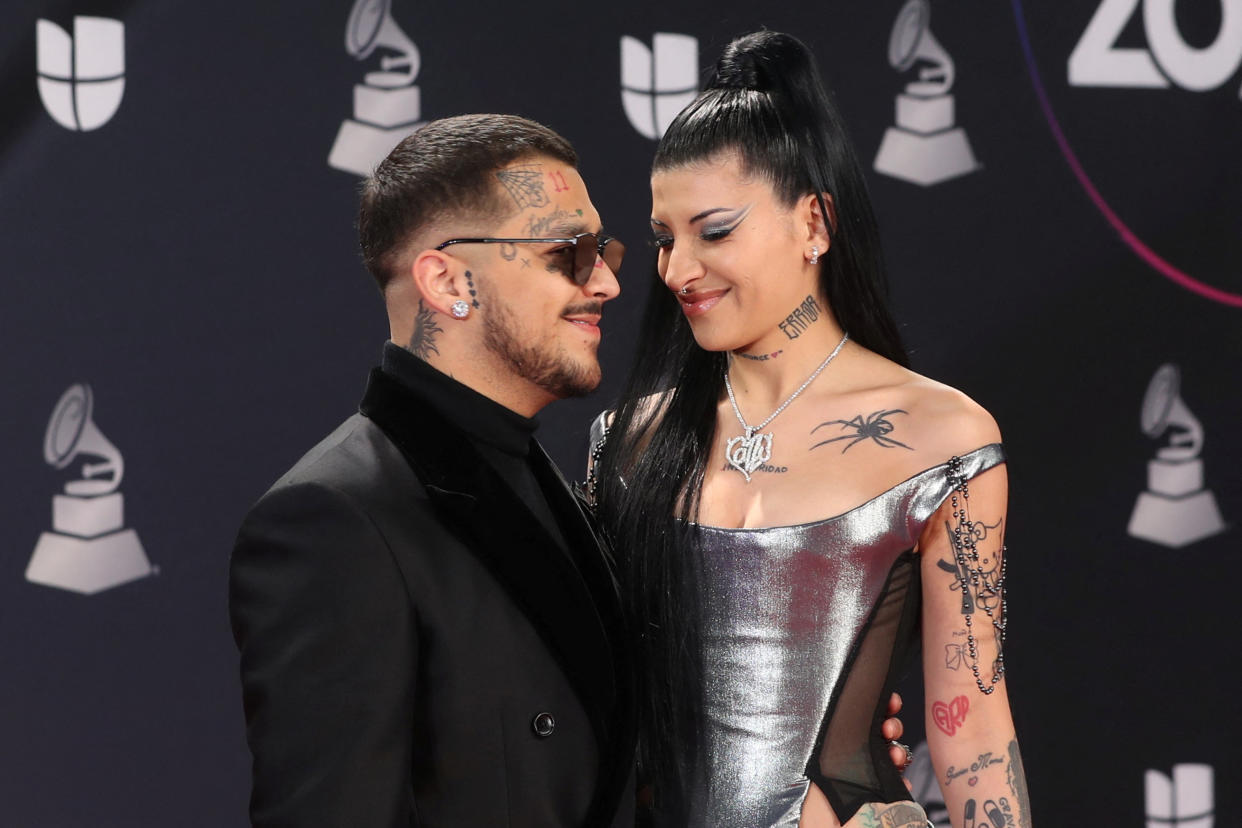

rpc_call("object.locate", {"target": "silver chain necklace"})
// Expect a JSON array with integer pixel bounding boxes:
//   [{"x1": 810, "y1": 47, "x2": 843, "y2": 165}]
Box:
[{"x1": 723, "y1": 332, "x2": 849, "y2": 482}]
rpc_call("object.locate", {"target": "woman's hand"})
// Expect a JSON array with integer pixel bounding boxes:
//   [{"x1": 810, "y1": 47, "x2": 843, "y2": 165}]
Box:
[{"x1": 883, "y1": 691, "x2": 915, "y2": 785}]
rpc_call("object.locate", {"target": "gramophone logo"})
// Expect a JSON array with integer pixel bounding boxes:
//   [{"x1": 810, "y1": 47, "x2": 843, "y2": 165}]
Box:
[
  {"x1": 328, "y1": 0, "x2": 424, "y2": 176},
  {"x1": 1146, "y1": 763, "x2": 1213, "y2": 828},
  {"x1": 27, "y1": 384, "x2": 153, "y2": 595},
  {"x1": 36, "y1": 16, "x2": 125, "y2": 131},
  {"x1": 873, "y1": 0, "x2": 979, "y2": 186},
  {"x1": 1128, "y1": 364, "x2": 1227, "y2": 548},
  {"x1": 620, "y1": 33, "x2": 699, "y2": 140}
]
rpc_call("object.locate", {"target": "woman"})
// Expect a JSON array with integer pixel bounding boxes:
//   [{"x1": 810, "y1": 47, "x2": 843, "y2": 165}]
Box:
[{"x1": 592, "y1": 31, "x2": 1030, "y2": 828}]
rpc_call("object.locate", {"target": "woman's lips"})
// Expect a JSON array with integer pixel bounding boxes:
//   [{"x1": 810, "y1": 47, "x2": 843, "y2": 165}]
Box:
[{"x1": 677, "y1": 288, "x2": 728, "y2": 317}]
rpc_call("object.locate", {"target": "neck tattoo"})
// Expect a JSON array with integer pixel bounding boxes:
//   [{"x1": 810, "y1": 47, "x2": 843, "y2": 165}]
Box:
[
  {"x1": 723, "y1": 332, "x2": 849, "y2": 482},
  {"x1": 737, "y1": 349, "x2": 783, "y2": 361},
  {"x1": 778, "y1": 295, "x2": 822, "y2": 340}
]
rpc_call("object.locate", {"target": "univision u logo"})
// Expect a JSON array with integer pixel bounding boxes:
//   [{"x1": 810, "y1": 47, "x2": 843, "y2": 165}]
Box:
[
  {"x1": 37, "y1": 17, "x2": 125, "y2": 131},
  {"x1": 620, "y1": 33, "x2": 698, "y2": 140},
  {"x1": 1146, "y1": 764, "x2": 1213, "y2": 828}
]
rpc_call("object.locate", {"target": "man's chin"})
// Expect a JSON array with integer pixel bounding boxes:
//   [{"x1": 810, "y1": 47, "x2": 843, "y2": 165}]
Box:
[{"x1": 545, "y1": 359, "x2": 601, "y2": 399}]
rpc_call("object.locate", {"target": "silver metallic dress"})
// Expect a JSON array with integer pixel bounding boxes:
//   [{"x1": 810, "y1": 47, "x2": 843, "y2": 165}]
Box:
[{"x1": 680, "y1": 444, "x2": 1006, "y2": 827}]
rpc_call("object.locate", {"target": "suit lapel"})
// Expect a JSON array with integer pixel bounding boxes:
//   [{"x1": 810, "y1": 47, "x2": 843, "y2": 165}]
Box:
[
  {"x1": 358, "y1": 369, "x2": 618, "y2": 746},
  {"x1": 529, "y1": 443, "x2": 626, "y2": 647}
]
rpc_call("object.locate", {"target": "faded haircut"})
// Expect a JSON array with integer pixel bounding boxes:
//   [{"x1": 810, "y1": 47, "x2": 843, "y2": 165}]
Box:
[{"x1": 358, "y1": 113, "x2": 578, "y2": 290}]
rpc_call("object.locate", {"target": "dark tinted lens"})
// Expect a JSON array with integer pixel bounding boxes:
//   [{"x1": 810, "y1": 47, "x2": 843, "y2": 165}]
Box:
[
  {"x1": 570, "y1": 234, "x2": 625, "y2": 285},
  {"x1": 573, "y1": 234, "x2": 598, "y2": 286},
  {"x1": 602, "y1": 237, "x2": 625, "y2": 274}
]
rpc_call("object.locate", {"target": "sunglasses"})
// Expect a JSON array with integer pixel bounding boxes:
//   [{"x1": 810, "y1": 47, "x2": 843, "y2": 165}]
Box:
[{"x1": 434, "y1": 232, "x2": 625, "y2": 286}]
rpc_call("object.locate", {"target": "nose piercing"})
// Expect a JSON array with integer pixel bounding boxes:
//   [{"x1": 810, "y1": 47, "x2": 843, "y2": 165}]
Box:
[{"x1": 679, "y1": 286, "x2": 690, "y2": 295}]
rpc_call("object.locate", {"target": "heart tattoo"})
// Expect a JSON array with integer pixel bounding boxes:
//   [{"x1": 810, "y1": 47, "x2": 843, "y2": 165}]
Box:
[{"x1": 932, "y1": 695, "x2": 970, "y2": 736}]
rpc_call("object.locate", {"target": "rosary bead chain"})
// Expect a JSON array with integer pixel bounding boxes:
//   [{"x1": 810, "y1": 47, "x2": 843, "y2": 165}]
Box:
[
  {"x1": 585, "y1": 422, "x2": 609, "y2": 507},
  {"x1": 947, "y1": 455, "x2": 1008, "y2": 695}
]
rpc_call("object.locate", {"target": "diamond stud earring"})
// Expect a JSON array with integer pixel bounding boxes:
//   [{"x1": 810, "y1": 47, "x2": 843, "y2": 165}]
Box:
[
  {"x1": 809, "y1": 246, "x2": 819, "y2": 265},
  {"x1": 451, "y1": 300, "x2": 471, "y2": 319}
]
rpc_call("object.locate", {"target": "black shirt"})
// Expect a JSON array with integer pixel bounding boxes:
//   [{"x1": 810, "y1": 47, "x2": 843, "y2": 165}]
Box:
[{"x1": 380, "y1": 342, "x2": 566, "y2": 547}]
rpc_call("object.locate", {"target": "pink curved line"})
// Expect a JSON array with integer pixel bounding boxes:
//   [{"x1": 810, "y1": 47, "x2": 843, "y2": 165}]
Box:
[{"x1": 1012, "y1": 0, "x2": 1242, "y2": 308}]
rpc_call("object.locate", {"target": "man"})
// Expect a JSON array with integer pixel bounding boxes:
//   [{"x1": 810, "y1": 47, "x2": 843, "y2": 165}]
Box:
[{"x1": 229, "y1": 114, "x2": 634, "y2": 827}]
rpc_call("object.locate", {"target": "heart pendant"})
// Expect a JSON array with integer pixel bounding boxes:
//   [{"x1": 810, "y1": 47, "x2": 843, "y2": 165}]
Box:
[{"x1": 725, "y1": 430, "x2": 773, "y2": 482}]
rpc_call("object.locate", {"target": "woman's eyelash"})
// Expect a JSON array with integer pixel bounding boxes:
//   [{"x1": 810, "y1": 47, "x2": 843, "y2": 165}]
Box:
[
  {"x1": 651, "y1": 236, "x2": 674, "y2": 249},
  {"x1": 701, "y1": 225, "x2": 735, "y2": 241}
]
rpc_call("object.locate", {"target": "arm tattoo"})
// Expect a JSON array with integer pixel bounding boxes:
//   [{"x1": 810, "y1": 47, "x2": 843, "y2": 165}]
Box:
[
  {"x1": 1006, "y1": 740, "x2": 1031, "y2": 828},
  {"x1": 963, "y1": 799, "x2": 978, "y2": 828},
  {"x1": 495, "y1": 164, "x2": 549, "y2": 208},
  {"x1": 941, "y1": 459, "x2": 1008, "y2": 694},
  {"x1": 965, "y1": 791, "x2": 1024, "y2": 828},
  {"x1": 945, "y1": 750, "x2": 1004, "y2": 786},
  {"x1": 777, "y1": 294, "x2": 821, "y2": 339},
  {"x1": 856, "y1": 801, "x2": 927, "y2": 828},
  {"x1": 409, "y1": 299, "x2": 443, "y2": 359},
  {"x1": 944, "y1": 640, "x2": 969, "y2": 670},
  {"x1": 810, "y1": 409, "x2": 914, "y2": 452},
  {"x1": 935, "y1": 519, "x2": 1002, "y2": 614},
  {"x1": 931, "y1": 694, "x2": 970, "y2": 736}
]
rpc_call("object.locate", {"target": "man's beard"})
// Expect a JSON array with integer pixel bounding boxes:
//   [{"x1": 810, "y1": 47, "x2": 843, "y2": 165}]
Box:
[{"x1": 481, "y1": 297, "x2": 601, "y2": 399}]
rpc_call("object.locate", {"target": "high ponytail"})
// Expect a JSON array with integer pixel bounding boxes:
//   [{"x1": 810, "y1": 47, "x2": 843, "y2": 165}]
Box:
[{"x1": 596, "y1": 31, "x2": 907, "y2": 824}]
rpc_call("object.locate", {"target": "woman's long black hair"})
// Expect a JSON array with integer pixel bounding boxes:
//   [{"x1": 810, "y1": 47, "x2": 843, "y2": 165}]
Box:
[{"x1": 595, "y1": 30, "x2": 909, "y2": 821}]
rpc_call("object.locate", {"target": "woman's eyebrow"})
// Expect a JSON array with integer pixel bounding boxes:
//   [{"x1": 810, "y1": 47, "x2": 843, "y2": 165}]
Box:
[
  {"x1": 650, "y1": 205, "x2": 749, "y2": 227},
  {"x1": 689, "y1": 207, "x2": 736, "y2": 224}
]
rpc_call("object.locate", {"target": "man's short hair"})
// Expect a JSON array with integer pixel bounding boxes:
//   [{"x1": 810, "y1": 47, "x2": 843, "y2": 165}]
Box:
[{"x1": 358, "y1": 113, "x2": 578, "y2": 290}]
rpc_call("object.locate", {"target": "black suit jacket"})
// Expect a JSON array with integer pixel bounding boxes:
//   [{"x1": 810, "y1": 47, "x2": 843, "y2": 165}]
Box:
[{"x1": 229, "y1": 368, "x2": 636, "y2": 827}]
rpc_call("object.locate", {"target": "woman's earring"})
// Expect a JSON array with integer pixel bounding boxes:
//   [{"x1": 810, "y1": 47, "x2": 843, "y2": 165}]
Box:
[
  {"x1": 451, "y1": 300, "x2": 471, "y2": 319},
  {"x1": 809, "y1": 246, "x2": 819, "y2": 265}
]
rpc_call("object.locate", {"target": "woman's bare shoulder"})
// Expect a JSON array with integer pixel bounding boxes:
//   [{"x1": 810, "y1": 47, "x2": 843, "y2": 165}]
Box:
[{"x1": 892, "y1": 372, "x2": 1002, "y2": 455}]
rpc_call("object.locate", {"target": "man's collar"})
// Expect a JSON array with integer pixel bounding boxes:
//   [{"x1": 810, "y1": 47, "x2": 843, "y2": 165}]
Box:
[{"x1": 380, "y1": 342, "x2": 537, "y2": 457}]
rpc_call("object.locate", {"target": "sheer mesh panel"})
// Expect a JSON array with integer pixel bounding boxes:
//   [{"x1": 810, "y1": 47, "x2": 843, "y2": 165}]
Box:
[{"x1": 808, "y1": 552, "x2": 921, "y2": 822}]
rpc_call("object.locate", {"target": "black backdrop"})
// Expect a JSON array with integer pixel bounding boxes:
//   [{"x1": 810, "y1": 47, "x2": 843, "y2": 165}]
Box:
[{"x1": 2, "y1": 0, "x2": 1238, "y2": 825}]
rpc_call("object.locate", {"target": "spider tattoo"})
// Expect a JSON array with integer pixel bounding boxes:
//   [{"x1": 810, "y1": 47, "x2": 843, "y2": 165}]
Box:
[{"x1": 810, "y1": 409, "x2": 914, "y2": 453}]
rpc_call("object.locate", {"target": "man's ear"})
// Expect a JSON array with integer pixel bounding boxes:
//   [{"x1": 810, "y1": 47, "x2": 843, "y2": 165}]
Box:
[{"x1": 410, "y1": 249, "x2": 467, "y2": 316}]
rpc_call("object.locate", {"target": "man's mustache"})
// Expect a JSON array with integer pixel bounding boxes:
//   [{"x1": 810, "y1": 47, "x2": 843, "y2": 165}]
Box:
[{"x1": 562, "y1": 301, "x2": 604, "y2": 317}]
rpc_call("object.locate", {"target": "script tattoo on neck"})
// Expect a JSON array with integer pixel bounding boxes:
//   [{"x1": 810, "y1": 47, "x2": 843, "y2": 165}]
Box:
[
  {"x1": 410, "y1": 299, "x2": 443, "y2": 359},
  {"x1": 495, "y1": 164, "x2": 549, "y2": 209},
  {"x1": 778, "y1": 295, "x2": 821, "y2": 339},
  {"x1": 737, "y1": 349, "x2": 783, "y2": 361}
]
